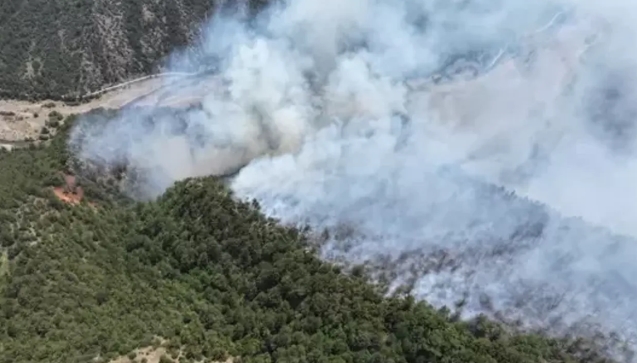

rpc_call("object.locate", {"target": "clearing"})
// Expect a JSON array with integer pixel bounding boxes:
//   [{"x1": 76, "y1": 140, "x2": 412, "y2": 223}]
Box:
[{"x1": 0, "y1": 72, "x2": 218, "y2": 146}]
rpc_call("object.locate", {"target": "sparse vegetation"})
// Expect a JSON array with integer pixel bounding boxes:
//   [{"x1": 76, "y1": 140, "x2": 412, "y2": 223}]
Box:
[
  {"x1": 48, "y1": 111, "x2": 63, "y2": 121},
  {"x1": 0, "y1": 112, "x2": 620, "y2": 363},
  {"x1": 45, "y1": 119, "x2": 60, "y2": 128},
  {"x1": 45, "y1": 111, "x2": 63, "y2": 129}
]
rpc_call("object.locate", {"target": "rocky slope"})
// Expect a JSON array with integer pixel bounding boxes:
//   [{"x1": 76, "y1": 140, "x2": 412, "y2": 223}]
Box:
[{"x1": 0, "y1": 0, "x2": 261, "y2": 100}]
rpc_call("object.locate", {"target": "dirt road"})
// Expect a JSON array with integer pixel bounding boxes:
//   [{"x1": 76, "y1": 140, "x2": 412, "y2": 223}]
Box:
[{"x1": 0, "y1": 71, "x2": 217, "y2": 146}]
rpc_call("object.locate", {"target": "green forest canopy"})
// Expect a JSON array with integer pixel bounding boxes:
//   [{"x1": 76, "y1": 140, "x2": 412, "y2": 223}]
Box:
[{"x1": 0, "y1": 114, "x2": 617, "y2": 363}]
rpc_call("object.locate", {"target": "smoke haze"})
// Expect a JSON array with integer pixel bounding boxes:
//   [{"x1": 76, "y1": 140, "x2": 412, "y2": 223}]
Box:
[{"x1": 70, "y1": 0, "x2": 637, "y2": 357}]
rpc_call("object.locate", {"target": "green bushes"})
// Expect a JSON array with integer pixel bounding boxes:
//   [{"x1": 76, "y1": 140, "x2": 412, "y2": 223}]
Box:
[{"x1": 0, "y1": 113, "x2": 618, "y2": 363}]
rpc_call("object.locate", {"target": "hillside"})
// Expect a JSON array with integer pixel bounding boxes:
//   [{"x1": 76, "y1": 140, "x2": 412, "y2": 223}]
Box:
[
  {"x1": 0, "y1": 112, "x2": 617, "y2": 363},
  {"x1": 0, "y1": 0, "x2": 267, "y2": 101}
]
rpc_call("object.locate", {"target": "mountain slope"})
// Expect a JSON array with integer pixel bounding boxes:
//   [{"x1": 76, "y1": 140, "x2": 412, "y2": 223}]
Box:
[
  {"x1": 0, "y1": 0, "x2": 226, "y2": 100},
  {"x1": 0, "y1": 113, "x2": 616, "y2": 363}
]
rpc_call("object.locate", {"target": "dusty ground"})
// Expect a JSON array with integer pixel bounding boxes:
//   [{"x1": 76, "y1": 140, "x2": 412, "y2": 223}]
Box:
[
  {"x1": 0, "y1": 73, "x2": 217, "y2": 146},
  {"x1": 109, "y1": 346, "x2": 175, "y2": 363},
  {"x1": 109, "y1": 343, "x2": 234, "y2": 363},
  {"x1": 0, "y1": 78, "x2": 162, "y2": 143}
]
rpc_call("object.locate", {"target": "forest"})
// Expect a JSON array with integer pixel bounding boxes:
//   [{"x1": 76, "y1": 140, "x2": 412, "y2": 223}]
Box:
[
  {"x1": 0, "y1": 113, "x2": 618, "y2": 363},
  {"x1": 0, "y1": 0, "x2": 271, "y2": 101}
]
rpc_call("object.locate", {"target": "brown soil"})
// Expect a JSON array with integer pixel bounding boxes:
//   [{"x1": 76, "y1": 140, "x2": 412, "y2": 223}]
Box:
[
  {"x1": 52, "y1": 174, "x2": 86, "y2": 206},
  {"x1": 52, "y1": 187, "x2": 84, "y2": 205}
]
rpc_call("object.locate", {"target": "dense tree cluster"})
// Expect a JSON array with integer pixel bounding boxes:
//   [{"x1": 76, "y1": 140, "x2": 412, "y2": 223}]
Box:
[{"x1": 0, "y1": 115, "x2": 617, "y2": 363}]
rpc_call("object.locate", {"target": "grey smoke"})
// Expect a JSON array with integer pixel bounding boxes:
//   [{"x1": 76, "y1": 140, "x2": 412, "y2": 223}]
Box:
[{"x1": 70, "y1": 0, "x2": 637, "y2": 357}]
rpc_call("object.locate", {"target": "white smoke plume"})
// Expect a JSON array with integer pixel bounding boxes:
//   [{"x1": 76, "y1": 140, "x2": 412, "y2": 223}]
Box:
[{"x1": 70, "y1": 0, "x2": 637, "y2": 357}]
